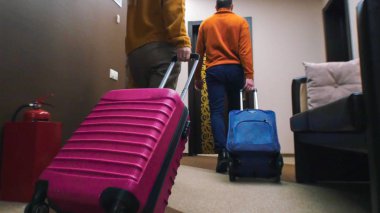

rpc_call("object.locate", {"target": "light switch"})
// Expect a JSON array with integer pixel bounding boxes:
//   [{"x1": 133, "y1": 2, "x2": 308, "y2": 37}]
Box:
[
  {"x1": 109, "y1": 69, "x2": 118, "y2": 81},
  {"x1": 113, "y1": 0, "x2": 122, "y2": 7},
  {"x1": 116, "y1": 14, "x2": 120, "y2": 24}
]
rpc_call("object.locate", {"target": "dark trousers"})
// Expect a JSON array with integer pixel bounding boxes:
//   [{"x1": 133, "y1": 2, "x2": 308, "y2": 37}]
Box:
[
  {"x1": 127, "y1": 42, "x2": 180, "y2": 89},
  {"x1": 206, "y1": 64, "x2": 245, "y2": 152}
]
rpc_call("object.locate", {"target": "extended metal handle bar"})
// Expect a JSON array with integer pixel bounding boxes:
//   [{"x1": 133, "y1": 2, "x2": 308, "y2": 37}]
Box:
[
  {"x1": 240, "y1": 88, "x2": 259, "y2": 110},
  {"x1": 159, "y1": 53, "x2": 200, "y2": 100}
]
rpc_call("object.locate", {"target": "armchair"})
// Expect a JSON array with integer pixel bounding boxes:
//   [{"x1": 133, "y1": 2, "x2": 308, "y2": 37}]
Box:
[{"x1": 290, "y1": 76, "x2": 369, "y2": 183}]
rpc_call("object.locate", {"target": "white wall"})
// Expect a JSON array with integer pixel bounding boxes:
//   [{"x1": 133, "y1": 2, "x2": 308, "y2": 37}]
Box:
[{"x1": 179, "y1": 0, "x2": 326, "y2": 154}]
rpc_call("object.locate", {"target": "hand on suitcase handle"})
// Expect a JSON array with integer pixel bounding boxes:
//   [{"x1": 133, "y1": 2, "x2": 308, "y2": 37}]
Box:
[
  {"x1": 244, "y1": 79, "x2": 254, "y2": 91},
  {"x1": 171, "y1": 53, "x2": 200, "y2": 62}
]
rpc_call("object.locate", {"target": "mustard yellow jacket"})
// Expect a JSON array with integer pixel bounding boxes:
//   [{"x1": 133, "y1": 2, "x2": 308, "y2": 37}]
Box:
[{"x1": 126, "y1": 0, "x2": 191, "y2": 54}]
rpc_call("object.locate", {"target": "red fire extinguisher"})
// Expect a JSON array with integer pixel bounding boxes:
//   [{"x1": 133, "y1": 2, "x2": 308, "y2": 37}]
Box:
[
  {"x1": 1, "y1": 93, "x2": 61, "y2": 202},
  {"x1": 12, "y1": 94, "x2": 53, "y2": 122}
]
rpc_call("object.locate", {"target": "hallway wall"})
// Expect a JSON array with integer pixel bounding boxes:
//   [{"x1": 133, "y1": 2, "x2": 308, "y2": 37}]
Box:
[
  {"x1": 182, "y1": 0, "x2": 326, "y2": 153},
  {"x1": 0, "y1": 0, "x2": 127, "y2": 143},
  {"x1": 0, "y1": 0, "x2": 361, "y2": 154}
]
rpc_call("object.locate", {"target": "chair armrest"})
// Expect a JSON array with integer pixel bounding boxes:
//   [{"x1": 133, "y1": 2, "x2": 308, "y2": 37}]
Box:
[
  {"x1": 291, "y1": 77, "x2": 307, "y2": 115},
  {"x1": 307, "y1": 93, "x2": 366, "y2": 132}
]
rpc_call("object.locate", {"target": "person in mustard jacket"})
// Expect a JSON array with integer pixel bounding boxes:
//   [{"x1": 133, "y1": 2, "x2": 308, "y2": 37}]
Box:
[
  {"x1": 194, "y1": 0, "x2": 254, "y2": 173},
  {"x1": 126, "y1": 0, "x2": 191, "y2": 89}
]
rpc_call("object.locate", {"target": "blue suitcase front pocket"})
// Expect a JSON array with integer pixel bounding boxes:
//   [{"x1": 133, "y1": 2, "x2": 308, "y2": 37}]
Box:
[{"x1": 232, "y1": 120, "x2": 273, "y2": 151}]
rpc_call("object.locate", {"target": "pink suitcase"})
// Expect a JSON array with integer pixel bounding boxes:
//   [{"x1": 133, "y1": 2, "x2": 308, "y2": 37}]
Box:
[{"x1": 25, "y1": 54, "x2": 199, "y2": 213}]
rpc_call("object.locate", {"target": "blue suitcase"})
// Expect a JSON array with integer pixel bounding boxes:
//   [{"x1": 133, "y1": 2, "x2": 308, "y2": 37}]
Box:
[{"x1": 226, "y1": 89, "x2": 283, "y2": 182}]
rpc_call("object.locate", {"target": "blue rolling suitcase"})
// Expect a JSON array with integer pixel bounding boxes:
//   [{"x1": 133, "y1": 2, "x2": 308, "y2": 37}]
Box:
[{"x1": 226, "y1": 89, "x2": 283, "y2": 182}]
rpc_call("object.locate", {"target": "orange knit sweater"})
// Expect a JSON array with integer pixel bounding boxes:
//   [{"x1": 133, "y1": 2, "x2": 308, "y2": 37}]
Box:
[{"x1": 196, "y1": 8, "x2": 254, "y2": 79}]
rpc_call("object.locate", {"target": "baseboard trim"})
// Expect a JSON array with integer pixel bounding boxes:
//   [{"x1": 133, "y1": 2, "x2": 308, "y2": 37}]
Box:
[{"x1": 282, "y1": 153, "x2": 295, "y2": 157}]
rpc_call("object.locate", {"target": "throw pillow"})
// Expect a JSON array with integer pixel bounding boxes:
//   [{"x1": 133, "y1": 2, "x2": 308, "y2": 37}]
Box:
[{"x1": 303, "y1": 58, "x2": 362, "y2": 109}]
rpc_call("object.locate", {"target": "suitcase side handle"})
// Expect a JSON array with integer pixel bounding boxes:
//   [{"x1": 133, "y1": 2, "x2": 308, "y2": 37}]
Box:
[
  {"x1": 159, "y1": 53, "x2": 200, "y2": 101},
  {"x1": 240, "y1": 88, "x2": 259, "y2": 110}
]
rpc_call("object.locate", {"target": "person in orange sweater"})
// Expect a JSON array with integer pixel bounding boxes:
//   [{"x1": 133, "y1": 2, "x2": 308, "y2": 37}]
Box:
[
  {"x1": 195, "y1": 0, "x2": 254, "y2": 173},
  {"x1": 126, "y1": 0, "x2": 191, "y2": 89}
]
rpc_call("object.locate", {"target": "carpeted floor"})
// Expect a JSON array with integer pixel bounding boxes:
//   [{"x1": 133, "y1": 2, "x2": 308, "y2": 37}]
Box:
[
  {"x1": 167, "y1": 165, "x2": 370, "y2": 213},
  {"x1": 165, "y1": 155, "x2": 370, "y2": 213},
  {"x1": 0, "y1": 155, "x2": 371, "y2": 213},
  {"x1": 166, "y1": 155, "x2": 296, "y2": 213},
  {"x1": 179, "y1": 155, "x2": 296, "y2": 182}
]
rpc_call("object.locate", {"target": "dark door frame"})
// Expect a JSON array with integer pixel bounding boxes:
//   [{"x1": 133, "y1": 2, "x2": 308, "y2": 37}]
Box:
[
  {"x1": 323, "y1": 0, "x2": 353, "y2": 61},
  {"x1": 187, "y1": 20, "x2": 202, "y2": 155}
]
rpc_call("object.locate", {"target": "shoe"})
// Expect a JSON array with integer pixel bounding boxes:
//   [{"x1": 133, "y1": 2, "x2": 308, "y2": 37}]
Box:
[{"x1": 216, "y1": 149, "x2": 229, "y2": 173}]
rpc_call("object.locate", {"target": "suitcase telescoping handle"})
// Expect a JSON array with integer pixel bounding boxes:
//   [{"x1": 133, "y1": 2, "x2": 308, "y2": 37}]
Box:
[
  {"x1": 159, "y1": 53, "x2": 200, "y2": 100},
  {"x1": 240, "y1": 88, "x2": 259, "y2": 110}
]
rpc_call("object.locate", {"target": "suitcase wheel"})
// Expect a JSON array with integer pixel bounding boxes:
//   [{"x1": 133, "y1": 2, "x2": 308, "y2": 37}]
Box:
[
  {"x1": 228, "y1": 161, "x2": 236, "y2": 182},
  {"x1": 277, "y1": 155, "x2": 284, "y2": 168},
  {"x1": 25, "y1": 180, "x2": 49, "y2": 213},
  {"x1": 24, "y1": 203, "x2": 49, "y2": 213},
  {"x1": 229, "y1": 171, "x2": 236, "y2": 182},
  {"x1": 111, "y1": 203, "x2": 128, "y2": 213},
  {"x1": 276, "y1": 154, "x2": 284, "y2": 176},
  {"x1": 100, "y1": 187, "x2": 139, "y2": 213},
  {"x1": 274, "y1": 176, "x2": 281, "y2": 183},
  {"x1": 274, "y1": 154, "x2": 283, "y2": 183}
]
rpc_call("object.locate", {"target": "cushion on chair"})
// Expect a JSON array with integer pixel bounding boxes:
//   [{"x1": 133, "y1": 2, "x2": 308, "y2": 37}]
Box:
[{"x1": 303, "y1": 59, "x2": 362, "y2": 109}]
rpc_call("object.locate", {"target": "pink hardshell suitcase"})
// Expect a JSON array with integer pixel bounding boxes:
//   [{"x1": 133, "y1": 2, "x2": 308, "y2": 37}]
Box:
[{"x1": 25, "y1": 54, "x2": 200, "y2": 213}]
